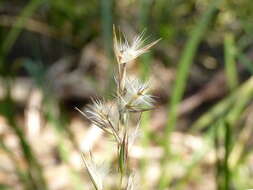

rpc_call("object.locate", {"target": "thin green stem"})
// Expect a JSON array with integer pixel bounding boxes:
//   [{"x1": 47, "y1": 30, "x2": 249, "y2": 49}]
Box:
[{"x1": 224, "y1": 33, "x2": 238, "y2": 91}]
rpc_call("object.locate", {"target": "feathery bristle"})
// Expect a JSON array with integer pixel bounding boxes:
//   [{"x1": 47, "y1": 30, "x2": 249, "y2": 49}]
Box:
[{"x1": 114, "y1": 28, "x2": 160, "y2": 64}]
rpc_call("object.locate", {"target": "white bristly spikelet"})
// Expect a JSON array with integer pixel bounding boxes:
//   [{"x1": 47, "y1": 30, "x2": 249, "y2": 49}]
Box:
[
  {"x1": 81, "y1": 153, "x2": 108, "y2": 190},
  {"x1": 75, "y1": 99, "x2": 121, "y2": 142},
  {"x1": 113, "y1": 27, "x2": 160, "y2": 64},
  {"x1": 120, "y1": 77, "x2": 155, "y2": 112}
]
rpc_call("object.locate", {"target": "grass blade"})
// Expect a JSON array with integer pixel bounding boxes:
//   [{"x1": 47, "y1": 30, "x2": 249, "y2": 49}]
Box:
[
  {"x1": 101, "y1": 0, "x2": 113, "y2": 57},
  {"x1": 165, "y1": 0, "x2": 221, "y2": 148},
  {"x1": 191, "y1": 76, "x2": 253, "y2": 132},
  {"x1": 0, "y1": 0, "x2": 44, "y2": 72},
  {"x1": 159, "y1": 1, "x2": 222, "y2": 188},
  {"x1": 224, "y1": 33, "x2": 239, "y2": 91}
]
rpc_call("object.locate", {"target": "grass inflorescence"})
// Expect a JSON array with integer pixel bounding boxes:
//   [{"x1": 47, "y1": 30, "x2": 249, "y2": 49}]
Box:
[{"x1": 77, "y1": 26, "x2": 160, "y2": 190}]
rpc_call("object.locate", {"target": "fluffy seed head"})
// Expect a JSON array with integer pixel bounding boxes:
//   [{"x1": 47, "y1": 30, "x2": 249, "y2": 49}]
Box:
[
  {"x1": 113, "y1": 27, "x2": 160, "y2": 64},
  {"x1": 120, "y1": 77, "x2": 155, "y2": 112},
  {"x1": 76, "y1": 99, "x2": 119, "y2": 136}
]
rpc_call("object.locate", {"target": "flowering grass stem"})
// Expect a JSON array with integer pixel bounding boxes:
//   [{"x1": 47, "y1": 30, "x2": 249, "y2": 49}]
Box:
[{"x1": 78, "y1": 26, "x2": 159, "y2": 189}]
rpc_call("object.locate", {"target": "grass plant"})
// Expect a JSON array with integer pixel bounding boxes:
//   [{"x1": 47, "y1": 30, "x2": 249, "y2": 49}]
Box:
[{"x1": 76, "y1": 26, "x2": 159, "y2": 189}]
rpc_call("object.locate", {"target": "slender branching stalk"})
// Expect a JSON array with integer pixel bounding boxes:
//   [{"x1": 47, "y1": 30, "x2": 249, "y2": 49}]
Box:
[{"x1": 77, "y1": 26, "x2": 159, "y2": 189}]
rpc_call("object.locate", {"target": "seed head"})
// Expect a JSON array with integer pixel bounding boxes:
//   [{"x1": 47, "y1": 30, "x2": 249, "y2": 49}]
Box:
[
  {"x1": 120, "y1": 77, "x2": 155, "y2": 112},
  {"x1": 113, "y1": 27, "x2": 160, "y2": 64},
  {"x1": 77, "y1": 26, "x2": 160, "y2": 190},
  {"x1": 75, "y1": 99, "x2": 119, "y2": 139}
]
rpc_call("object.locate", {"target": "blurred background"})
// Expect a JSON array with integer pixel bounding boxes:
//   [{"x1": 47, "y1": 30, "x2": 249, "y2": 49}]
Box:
[{"x1": 1, "y1": 0, "x2": 253, "y2": 189}]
